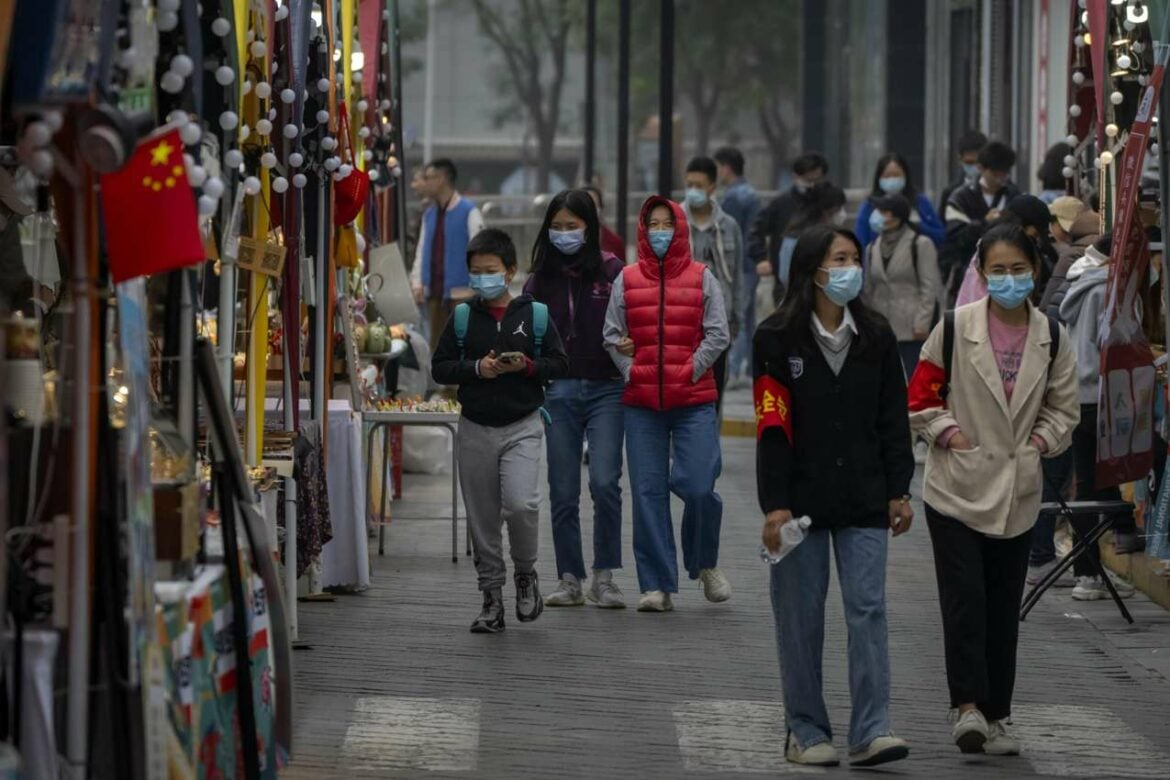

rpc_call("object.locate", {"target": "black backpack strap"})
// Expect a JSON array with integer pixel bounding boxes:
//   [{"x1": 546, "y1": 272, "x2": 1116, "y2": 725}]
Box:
[
  {"x1": 941, "y1": 309, "x2": 955, "y2": 401},
  {"x1": 1047, "y1": 314, "x2": 1060, "y2": 363}
]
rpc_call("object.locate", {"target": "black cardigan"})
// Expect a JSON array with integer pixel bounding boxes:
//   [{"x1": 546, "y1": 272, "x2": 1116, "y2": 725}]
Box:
[{"x1": 753, "y1": 311, "x2": 914, "y2": 529}]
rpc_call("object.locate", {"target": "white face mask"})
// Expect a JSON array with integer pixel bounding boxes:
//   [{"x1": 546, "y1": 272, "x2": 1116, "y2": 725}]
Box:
[{"x1": 834, "y1": 208, "x2": 848, "y2": 226}]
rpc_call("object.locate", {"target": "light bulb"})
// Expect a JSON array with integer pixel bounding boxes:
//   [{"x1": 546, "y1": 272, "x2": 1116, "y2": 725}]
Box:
[
  {"x1": 1069, "y1": 104, "x2": 1082, "y2": 118},
  {"x1": 243, "y1": 176, "x2": 261, "y2": 195},
  {"x1": 170, "y1": 54, "x2": 194, "y2": 77},
  {"x1": 289, "y1": 152, "x2": 304, "y2": 168},
  {"x1": 188, "y1": 164, "x2": 207, "y2": 187},
  {"x1": 283, "y1": 123, "x2": 300, "y2": 139},
  {"x1": 255, "y1": 118, "x2": 273, "y2": 135},
  {"x1": 160, "y1": 70, "x2": 185, "y2": 94},
  {"x1": 198, "y1": 195, "x2": 218, "y2": 216},
  {"x1": 281, "y1": 88, "x2": 296, "y2": 104},
  {"x1": 260, "y1": 152, "x2": 277, "y2": 168},
  {"x1": 1110, "y1": 91, "x2": 1124, "y2": 105},
  {"x1": 272, "y1": 176, "x2": 289, "y2": 193},
  {"x1": 224, "y1": 149, "x2": 243, "y2": 169},
  {"x1": 180, "y1": 121, "x2": 202, "y2": 146},
  {"x1": 293, "y1": 173, "x2": 308, "y2": 188},
  {"x1": 219, "y1": 111, "x2": 239, "y2": 130},
  {"x1": 215, "y1": 66, "x2": 235, "y2": 86},
  {"x1": 211, "y1": 17, "x2": 231, "y2": 37},
  {"x1": 254, "y1": 81, "x2": 272, "y2": 99},
  {"x1": 203, "y1": 176, "x2": 225, "y2": 199},
  {"x1": 1106, "y1": 123, "x2": 1119, "y2": 137}
]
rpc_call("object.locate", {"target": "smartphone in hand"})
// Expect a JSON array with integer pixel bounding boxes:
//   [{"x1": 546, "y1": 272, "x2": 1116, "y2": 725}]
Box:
[{"x1": 496, "y1": 351, "x2": 526, "y2": 365}]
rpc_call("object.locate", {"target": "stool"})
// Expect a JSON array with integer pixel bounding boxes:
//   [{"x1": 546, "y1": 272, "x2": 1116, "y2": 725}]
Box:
[{"x1": 1020, "y1": 499, "x2": 1135, "y2": 624}]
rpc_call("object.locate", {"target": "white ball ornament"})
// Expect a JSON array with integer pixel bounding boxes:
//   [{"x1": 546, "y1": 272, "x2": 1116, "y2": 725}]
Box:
[
  {"x1": 1063, "y1": 155, "x2": 1076, "y2": 166},
  {"x1": 250, "y1": 40, "x2": 267, "y2": 59},
  {"x1": 1074, "y1": 34, "x2": 1085, "y2": 48},
  {"x1": 1106, "y1": 123, "x2": 1119, "y2": 138},
  {"x1": 219, "y1": 111, "x2": 239, "y2": 130},
  {"x1": 321, "y1": 136, "x2": 337, "y2": 151},
  {"x1": 24, "y1": 121, "x2": 51, "y2": 147},
  {"x1": 293, "y1": 173, "x2": 307, "y2": 188},
  {"x1": 281, "y1": 88, "x2": 296, "y2": 104},
  {"x1": 158, "y1": 0, "x2": 180, "y2": 11},
  {"x1": 316, "y1": 109, "x2": 330, "y2": 124},
  {"x1": 324, "y1": 157, "x2": 340, "y2": 171},
  {"x1": 242, "y1": 80, "x2": 253, "y2": 95},
  {"x1": 357, "y1": 99, "x2": 369, "y2": 112},
  {"x1": 356, "y1": 233, "x2": 366, "y2": 253},
  {"x1": 1152, "y1": 143, "x2": 1161, "y2": 157},
  {"x1": 339, "y1": 163, "x2": 353, "y2": 178},
  {"x1": 260, "y1": 152, "x2": 277, "y2": 169},
  {"x1": 1062, "y1": 166, "x2": 1075, "y2": 178},
  {"x1": 1110, "y1": 91, "x2": 1124, "y2": 105},
  {"x1": 363, "y1": 149, "x2": 374, "y2": 161},
  {"x1": 157, "y1": 11, "x2": 179, "y2": 31},
  {"x1": 1118, "y1": 54, "x2": 1133, "y2": 70},
  {"x1": 1066, "y1": 134, "x2": 1079, "y2": 146},
  {"x1": 1072, "y1": 71, "x2": 1086, "y2": 85},
  {"x1": 239, "y1": 124, "x2": 251, "y2": 141},
  {"x1": 1100, "y1": 150, "x2": 1114, "y2": 166},
  {"x1": 28, "y1": 149, "x2": 53, "y2": 178},
  {"x1": 353, "y1": 71, "x2": 363, "y2": 84},
  {"x1": 272, "y1": 176, "x2": 289, "y2": 193},
  {"x1": 180, "y1": 121, "x2": 202, "y2": 146},
  {"x1": 275, "y1": 5, "x2": 289, "y2": 21},
  {"x1": 170, "y1": 54, "x2": 194, "y2": 77},
  {"x1": 367, "y1": 167, "x2": 379, "y2": 183},
  {"x1": 358, "y1": 127, "x2": 371, "y2": 139},
  {"x1": 243, "y1": 176, "x2": 261, "y2": 195},
  {"x1": 224, "y1": 149, "x2": 243, "y2": 169},
  {"x1": 380, "y1": 99, "x2": 391, "y2": 110},
  {"x1": 198, "y1": 195, "x2": 218, "y2": 216},
  {"x1": 215, "y1": 66, "x2": 235, "y2": 86},
  {"x1": 1069, "y1": 104, "x2": 1083, "y2": 118},
  {"x1": 283, "y1": 124, "x2": 300, "y2": 139},
  {"x1": 317, "y1": 78, "x2": 331, "y2": 93},
  {"x1": 43, "y1": 111, "x2": 63, "y2": 133},
  {"x1": 203, "y1": 176, "x2": 225, "y2": 199},
  {"x1": 254, "y1": 81, "x2": 272, "y2": 99},
  {"x1": 188, "y1": 164, "x2": 207, "y2": 187},
  {"x1": 289, "y1": 152, "x2": 304, "y2": 168},
  {"x1": 255, "y1": 118, "x2": 273, "y2": 135},
  {"x1": 211, "y1": 17, "x2": 231, "y2": 37},
  {"x1": 160, "y1": 70, "x2": 185, "y2": 94}
]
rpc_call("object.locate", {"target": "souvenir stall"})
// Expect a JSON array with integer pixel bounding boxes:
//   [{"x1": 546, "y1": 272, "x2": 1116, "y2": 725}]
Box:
[{"x1": 0, "y1": 0, "x2": 412, "y2": 777}]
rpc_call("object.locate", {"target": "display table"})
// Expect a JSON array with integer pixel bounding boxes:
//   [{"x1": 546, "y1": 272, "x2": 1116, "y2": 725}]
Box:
[
  {"x1": 264, "y1": 399, "x2": 369, "y2": 590},
  {"x1": 362, "y1": 410, "x2": 464, "y2": 562}
]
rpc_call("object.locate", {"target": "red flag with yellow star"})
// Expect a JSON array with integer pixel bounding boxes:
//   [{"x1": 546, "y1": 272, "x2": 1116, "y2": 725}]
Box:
[{"x1": 100, "y1": 128, "x2": 205, "y2": 283}]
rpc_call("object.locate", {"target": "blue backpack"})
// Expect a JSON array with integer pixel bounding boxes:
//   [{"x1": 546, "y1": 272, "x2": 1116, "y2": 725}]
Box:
[{"x1": 453, "y1": 301, "x2": 549, "y2": 358}]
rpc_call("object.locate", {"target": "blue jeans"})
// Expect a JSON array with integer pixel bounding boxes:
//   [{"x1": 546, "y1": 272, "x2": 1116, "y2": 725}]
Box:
[
  {"x1": 625, "y1": 403, "x2": 722, "y2": 592},
  {"x1": 770, "y1": 526, "x2": 891, "y2": 752},
  {"x1": 728, "y1": 270, "x2": 759, "y2": 377},
  {"x1": 545, "y1": 378, "x2": 626, "y2": 580},
  {"x1": 1030, "y1": 447, "x2": 1074, "y2": 567}
]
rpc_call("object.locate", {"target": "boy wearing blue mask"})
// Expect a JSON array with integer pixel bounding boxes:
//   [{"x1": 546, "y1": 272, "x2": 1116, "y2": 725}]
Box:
[
  {"x1": 432, "y1": 228, "x2": 570, "y2": 633},
  {"x1": 682, "y1": 156, "x2": 744, "y2": 406}
]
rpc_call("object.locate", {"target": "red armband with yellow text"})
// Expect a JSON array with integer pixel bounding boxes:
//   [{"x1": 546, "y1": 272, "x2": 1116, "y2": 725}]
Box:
[
  {"x1": 754, "y1": 375, "x2": 793, "y2": 442},
  {"x1": 907, "y1": 359, "x2": 946, "y2": 412}
]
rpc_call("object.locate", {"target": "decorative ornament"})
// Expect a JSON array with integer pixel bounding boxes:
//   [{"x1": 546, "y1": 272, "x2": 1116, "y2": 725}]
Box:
[
  {"x1": 321, "y1": 136, "x2": 337, "y2": 151},
  {"x1": 24, "y1": 121, "x2": 51, "y2": 146},
  {"x1": 1072, "y1": 71, "x2": 1086, "y2": 85},
  {"x1": 317, "y1": 77, "x2": 331, "y2": 93},
  {"x1": 289, "y1": 152, "x2": 304, "y2": 168},
  {"x1": 216, "y1": 66, "x2": 235, "y2": 86},
  {"x1": 293, "y1": 173, "x2": 308, "y2": 188},
  {"x1": 1100, "y1": 150, "x2": 1114, "y2": 166},
  {"x1": 180, "y1": 122, "x2": 202, "y2": 146},
  {"x1": 243, "y1": 176, "x2": 261, "y2": 195},
  {"x1": 198, "y1": 195, "x2": 218, "y2": 216},
  {"x1": 339, "y1": 163, "x2": 353, "y2": 178},
  {"x1": 250, "y1": 40, "x2": 267, "y2": 59},
  {"x1": 254, "y1": 81, "x2": 272, "y2": 100},
  {"x1": 211, "y1": 17, "x2": 231, "y2": 37},
  {"x1": 356, "y1": 99, "x2": 369, "y2": 112},
  {"x1": 1106, "y1": 123, "x2": 1119, "y2": 138},
  {"x1": 203, "y1": 176, "x2": 225, "y2": 199},
  {"x1": 188, "y1": 164, "x2": 207, "y2": 187},
  {"x1": 316, "y1": 109, "x2": 330, "y2": 124},
  {"x1": 256, "y1": 119, "x2": 274, "y2": 136},
  {"x1": 170, "y1": 54, "x2": 194, "y2": 77},
  {"x1": 1062, "y1": 166, "x2": 1075, "y2": 178},
  {"x1": 368, "y1": 168, "x2": 380, "y2": 183},
  {"x1": 28, "y1": 149, "x2": 53, "y2": 177},
  {"x1": 275, "y1": 5, "x2": 289, "y2": 21},
  {"x1": 1110, "y1": 91, "x2": 1124, "y2": 105},
  {"x1": 260, "y1": 152, "x2": 277, "y2": 169},
  {"x1": 1118, "y1": 54, "x2": 1132, "y2": 70},
  {"x1": 272, "y1": 176, "x2": 289, "y2": 193},
  {"x1": 281, "y1": 88, "x2": 296, "y2": 104},
  {"x1": 219, "y1": 111, "x2": 239, "y2": 130},
  {"x1": 160, "y1": 71, "x2": 185, "y2": 94},
  {"x1": 157, "y1": 11, "x2": 179, "y2": 32},
  {"x1": 283, "y1": 124, "x2": 300, "y2": 139},
  {"x1": 363, "y1": 149, "x2": 374, "y2": 161},
  {"x1": 224, "y1": 149, "x2": 243, "y2": 169},
  {"x1": 1066, "y1": 133, "x2": 1079, "y2": 146}
]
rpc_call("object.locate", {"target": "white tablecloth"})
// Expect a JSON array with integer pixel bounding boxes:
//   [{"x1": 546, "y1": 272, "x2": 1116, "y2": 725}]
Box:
[{"x1": 264, "y1": 399, "x2": 369, "y2": 590}]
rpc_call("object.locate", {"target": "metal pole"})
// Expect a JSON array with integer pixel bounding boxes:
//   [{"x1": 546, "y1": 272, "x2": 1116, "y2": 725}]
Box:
[
  {"x1": 584, "y1": 0, "x2": 596, "y2": 184},
  {"x1": 65, "y1": 155, "x2": 92, "y2": 780},
  {"x1": 657, "y1": 0, "x2": 674, "y2": 197},
  {"x1": 422, "y1": 0, "x2": 438, "y2": 164},
  {"x1": 617, "y1": 0, "x2": 630, "y2": 244}
]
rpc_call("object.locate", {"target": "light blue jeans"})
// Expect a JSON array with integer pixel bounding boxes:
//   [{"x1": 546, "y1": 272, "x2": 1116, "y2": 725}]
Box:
[
  {"x1": 544, "y1": 378, "x2": 626, "y2": 580},
  {"x1": 769, "y1": 526, "x2": 891, "y2": 752}
]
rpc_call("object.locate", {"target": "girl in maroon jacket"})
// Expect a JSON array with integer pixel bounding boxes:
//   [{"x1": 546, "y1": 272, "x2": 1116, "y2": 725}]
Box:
[{"x1": 602, "y1": 196, "x2": 731, "y2": 612}]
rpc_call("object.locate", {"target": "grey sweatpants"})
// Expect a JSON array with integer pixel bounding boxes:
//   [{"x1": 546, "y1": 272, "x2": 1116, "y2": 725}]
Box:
[{"x1": 457, "y1": 412, "x2": 544, "y2": 591}]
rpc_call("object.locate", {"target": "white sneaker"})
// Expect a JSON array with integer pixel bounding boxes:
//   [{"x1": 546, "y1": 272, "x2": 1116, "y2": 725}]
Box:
[
  {"x1": 951, "y1": 708, "x2": 989, "y2": 754},
  {"x1": 1026, "y1": 560, "x2": 1076, "y2": 588},
  {"x1": 698, "y1": 568, "x2": 732, "y2": 603},
  {"x1": 1072, "y1": 574, "x2": 1136, "y2": 601},
  {"x1": 984, "y1": 719, "x2": 1021, "y2": 756},
  {"x1": 784, "y1": 734, "x2": 839, "y2": 766},
  {"x1": 914, "y1": 440, "x2": 929, "y2": 464},
  {"x1": 543, "y1": 574, "x2": 585, "y2": 607},
  {"x1": 849, "y1": 735, "x2": 909, "y2": 767},
  {"x1": 587, "y1": 569, "x2": 626, "y2": 609},
  {"x1": 637, "y1": 590, "x2": 674, "y2": 612}
]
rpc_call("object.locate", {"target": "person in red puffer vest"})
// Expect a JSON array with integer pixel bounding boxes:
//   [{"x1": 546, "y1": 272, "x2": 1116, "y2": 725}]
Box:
[{"x1": 603, "y1": 196, "x2": 731, "y2": 612}]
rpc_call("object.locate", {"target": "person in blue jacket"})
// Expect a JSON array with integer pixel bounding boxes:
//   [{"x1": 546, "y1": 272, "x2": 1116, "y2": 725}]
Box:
[{"x1": 855, "y1": 153, "x2": 945, "y2": 247}]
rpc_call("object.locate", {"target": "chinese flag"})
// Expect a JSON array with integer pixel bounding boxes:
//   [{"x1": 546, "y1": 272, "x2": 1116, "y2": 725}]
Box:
[{"x1": 100, "y1": 128, "x2": 205, "y2": 283}]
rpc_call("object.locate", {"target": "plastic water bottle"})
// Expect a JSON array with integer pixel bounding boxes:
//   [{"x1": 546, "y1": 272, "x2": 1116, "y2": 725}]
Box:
[{"x1": 759, "y1": 515, "x2": 813, "y2": 565}]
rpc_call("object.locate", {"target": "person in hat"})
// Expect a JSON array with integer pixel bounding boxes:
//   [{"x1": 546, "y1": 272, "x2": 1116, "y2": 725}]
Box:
[
  {"x1": 861, "y1": 194, "x2": 941, "y2": 378},
  {"x1": 1039, "y1": 197, "x2": 1100, "y2": 316}
]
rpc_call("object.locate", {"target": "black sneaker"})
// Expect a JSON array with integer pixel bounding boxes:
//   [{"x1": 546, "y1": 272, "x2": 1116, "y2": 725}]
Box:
[
  {"x1": 514, "y1": 571, "x2": 543, "y2": 622},
  {"x1": 470, "y1": 588, "x2": 505, "y2": 633}
]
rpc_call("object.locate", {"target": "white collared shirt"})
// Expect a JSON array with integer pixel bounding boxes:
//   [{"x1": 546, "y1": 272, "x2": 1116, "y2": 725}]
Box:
[{"x1": 812, "y1": 306, "x2": 858, "y2": 339}]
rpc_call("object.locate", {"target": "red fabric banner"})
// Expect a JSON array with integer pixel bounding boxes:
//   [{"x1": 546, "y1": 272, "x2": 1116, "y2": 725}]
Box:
[{"x1": 100, "y1": 128, "x2": 204, "y2": 283}]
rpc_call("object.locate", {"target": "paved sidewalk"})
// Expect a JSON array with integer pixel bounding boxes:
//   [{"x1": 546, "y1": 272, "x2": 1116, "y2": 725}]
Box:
[{"x1": 283, "y1": 430, "x2": 1170, "y2": 779}]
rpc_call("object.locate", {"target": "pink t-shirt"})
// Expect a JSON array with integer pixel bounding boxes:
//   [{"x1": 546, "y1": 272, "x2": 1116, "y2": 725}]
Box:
[{"x1": 987, "y1": 313, "x2": 1029, "y2": 402}]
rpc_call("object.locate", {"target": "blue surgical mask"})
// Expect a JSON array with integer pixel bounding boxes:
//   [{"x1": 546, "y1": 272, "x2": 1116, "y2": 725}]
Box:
[
  {"x1": 684, "y1": 187, "x2": 710, "y2": 208},
  {"x1": 986, "y1": 272, "x2": 1034, "y2": 309},
  {"x1": 469, "y1": 272, "x2": 508, "y2": 300},
  {"x1": 868, "y1": 209, "x2": 888, "y2": 235},
  {"x1": 648, "y1": 229, "x2": 673, "y2": 259},
  {"x1": 817, "y1": 265, "x2": 864, "y2": 306},
  {"x1": 878, "y1": 176, "x2": 905, "y2": 194},
  {"x1": 962, "y1": 162, "x2": 980, "y2": 180},
  {"x1": 549, "y1": 228, "x2": 586, "y2": 255}
]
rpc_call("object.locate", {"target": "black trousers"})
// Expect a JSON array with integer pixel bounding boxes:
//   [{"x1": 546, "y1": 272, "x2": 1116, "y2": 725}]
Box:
[
  {"x1": 1071, "y1": 404, "x2": 1133, "y2": 576},
  {"x1": 713, "y1": 350, "x2": 728, "y2": 413},
  {"x1": 926, "y1": 506, "x2": 1033, "y2": 722}
]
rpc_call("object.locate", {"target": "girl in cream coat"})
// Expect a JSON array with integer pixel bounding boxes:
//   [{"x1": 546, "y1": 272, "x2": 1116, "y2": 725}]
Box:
[{"x1": 907, "y1": 223, "x2": 1078, "y2": 759}]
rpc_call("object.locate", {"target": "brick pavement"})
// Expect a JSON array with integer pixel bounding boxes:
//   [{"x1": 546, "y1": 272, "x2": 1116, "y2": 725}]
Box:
[{"x1": 283, "y1": 426, "x2": 1170, "y2": 779}]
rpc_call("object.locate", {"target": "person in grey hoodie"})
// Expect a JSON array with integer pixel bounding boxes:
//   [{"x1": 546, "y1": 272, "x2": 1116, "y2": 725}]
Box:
[
  {"x1": 1057, "y1": 233, "x2": 1138, "y2": 602},
  {"x1": 683, "y1": 156, "x2": 744, "y2": 405}
]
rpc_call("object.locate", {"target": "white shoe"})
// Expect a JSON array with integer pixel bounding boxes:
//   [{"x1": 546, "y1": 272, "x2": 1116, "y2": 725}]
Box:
[
  {"x1": 784, "y1": 734, "x2": 839, "y2": 766},
  {"x1": 1072, "y1": 574, "x2": 1136, "y2": 601},
  {"x1": 849, "y1": 735, "x2": 909, "y2": 767},
  {"x1": 698, "y1": 568, "x2": 732, "y2": 603},
  {"x1": 543, "y1": 574, "x2": 585, "y2": 606},
  {"x1": 984, "y1": 719, "x2": 1021, "y2": 756},
  {"x1": 951, "y1": 709, "x2": 989, "y2": 754},
  {"x1": 637, "y1": 590, "x2": 674, "y2": 612},
  {"x1": 1026, "y1": 560, "x2": 1076, "y2": 588},
  {"x1": 587, "y1": 569, "x2": 626, "y2": 609}
]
